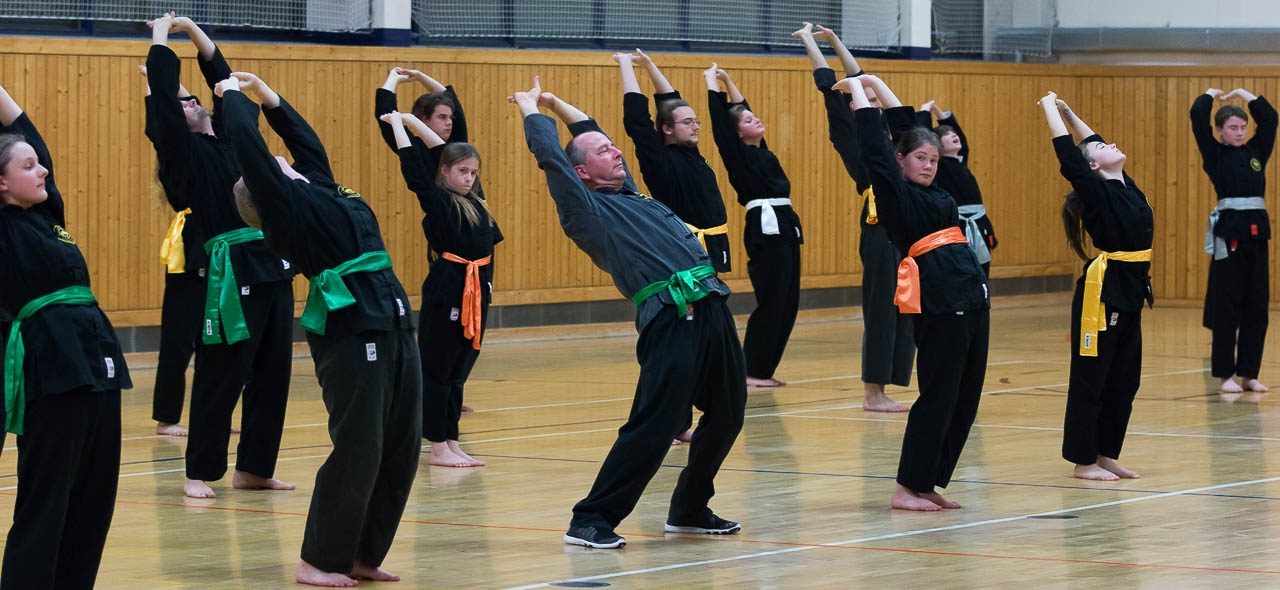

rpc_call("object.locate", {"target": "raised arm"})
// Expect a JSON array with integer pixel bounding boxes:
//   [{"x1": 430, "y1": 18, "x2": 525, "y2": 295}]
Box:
[
  {"x1": 401, "y1": 112, "x2": 446, "y2": 148},
  {"x1": 382, "y1": 111, "x2": 452, "y2": 218},
  {"x1": 614, "y1": 52, "x2": 642, "y2": 95},
  {"x1": 170, "y1": 16, "x2": 216, "y2": 61},
  {"x1": 835, "y1": 77, "x2": 908, "y2": 225},
  {"x1": 706, "y1": 67, "x2": 747, "y2": 164},
  {"x1": 218, "y1": 80, "x2": 297, "y2": 231},
  {"x1": 236, "y1": 72, "x2": 334, "y2": 183},
  {"x1": 1189, "y1": 89, "x2": 1221, "y2": 163},
  {"x1": 1244, "y1": 92, "x2": 1278, "y2": 163},
  {"x1": 618, "y1": 53, "x2": 668, "y2": 183},
  {"x1": 0, "y1": 83, "x2": 64, "y2": 222},
  {"x1": 142, "y1": 47, "x2": 198, "y2": 209},
  {"x1": 860, "y1": 74, "x2": 901, "y2": 109},
  {"x1": 793, "y1": 22, "x2": 828, "y2": 70},
  {"x1": 1057, "y1": 99, "x2": 1096, "y2": 141},
  {"x1": 814, "y1": 69, "x2": 865, "y2": 187},
  {"x1": 934, "y1": 104, "x2": 969, "y2": 160},
  {"x1": 1039, "y1": 92, "x2": 1070, "y2": 139},
  {"x1": 537, "y1": 91, "x2": 589, "y2": 126},
  {"x1": 718, "y1": 68, "x2": 745, "y2": 104},
  {"x1": 632, "y1": 49, "x2": 674, "y2": 94},
  {"x1": 815, "y1": 24, "x2": 863, "y2": 77},
  {"x1": 375, "y1": 67, "x2": 413, "y2": 151}
]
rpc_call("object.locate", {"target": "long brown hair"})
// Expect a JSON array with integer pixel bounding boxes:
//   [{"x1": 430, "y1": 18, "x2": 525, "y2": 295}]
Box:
[
  {"x1": 437, "y1": 142, "x2": 491, "y2": 228},
  {"x1": 1061, "y1": 191, "x2": 1089, "y2": 261}
]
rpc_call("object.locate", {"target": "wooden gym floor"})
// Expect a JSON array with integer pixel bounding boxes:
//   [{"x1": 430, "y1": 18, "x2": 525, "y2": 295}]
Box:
[{"x1": 3, "y1": 293, "x2": 1279, "y2": 588}]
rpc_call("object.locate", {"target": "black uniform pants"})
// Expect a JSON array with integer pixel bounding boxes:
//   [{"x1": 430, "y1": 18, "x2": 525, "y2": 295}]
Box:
[
  {"x1": 860, "y1": 223, "x2": 915, "y2": 386},
  {"x1": 571, "y1": 296, "x2": 747, "y2": 530},
  {"x1": 896, "y1": 310, "x2": 988, "y2": 493},
  {"x1": 419, "y1": 301, "x2": 489, "y2": 442},
  {"x1": 1204, "y1": 239, "x2": 1268, "y2": 379},
  {"x1": 153, "y1": 271, "x2": 204, "y2": 424},
  {"x1": 1, "y1": 388, "x2": 120, "y2": 590},
  {"x1": 1063, "y1": 282, "x2": 1142, "y2": 465},
  {"x1": 186, "y1": 280, "x2": 294, "y2": 481},
  {"x1": 301, "y1": 328, "x2": 421, "y2": 573},
  {"x1": 743, "y1": 242, "x2": 800, "y2": 379}
]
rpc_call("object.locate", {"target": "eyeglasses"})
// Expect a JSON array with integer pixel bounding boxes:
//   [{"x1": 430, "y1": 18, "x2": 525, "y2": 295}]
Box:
[{"x1": 675, "y1": 118, "x2": 700, "y2": 127}]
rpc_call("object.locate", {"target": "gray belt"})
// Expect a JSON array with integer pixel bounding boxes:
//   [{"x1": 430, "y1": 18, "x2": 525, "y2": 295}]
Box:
[
  {"x1": 1205, "y1": 196, "x2": 1266, "y2": 260},
  {"x1": 957, "y1": 204, "x2": 991, "y2": 265}
]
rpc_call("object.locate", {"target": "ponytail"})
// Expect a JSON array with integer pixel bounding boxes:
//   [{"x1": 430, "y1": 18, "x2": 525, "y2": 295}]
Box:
[{"x1": 1061, "y1": 191, "x2": 1089, "y2": 261}]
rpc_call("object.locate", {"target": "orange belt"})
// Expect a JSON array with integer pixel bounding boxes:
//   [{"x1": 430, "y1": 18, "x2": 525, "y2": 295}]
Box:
[
  {"x1": 441, "y1": 252, "x2": 492, "y2": 350},
  {"x1": 894, "y1": 227, "x2": 968, "y2": 314}
]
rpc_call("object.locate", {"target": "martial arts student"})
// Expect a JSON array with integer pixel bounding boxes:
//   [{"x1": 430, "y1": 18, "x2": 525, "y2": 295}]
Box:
[
  {"x1": 512, "y1": 77, "x2": 746, "y2": 548},
  {"x1": 917, "y1": 100, "x2": 999, "y2": 277},
  {"x1": 376, "y1": 66, "x2": 483, "y2": 415},
  {"x1": 216, "y1": 71, "x2": 421, "y2": 587},
  {"x1": 795, "y1": 22, "x2": 912, "y2": 412},
  {"x1": 1040, "y1": 91, "x2": 1153, "y2": 481},
  {"x1": 1191, "y1": 87, "x2": 1276, "y2": 394},
  {"x1": 616, "y1": 49, "x2": 732, "y2": 442},
  {"x1": 381, "y1": 111, "x2": 501, "y2": 467},
  {"x1": 141, "y1": 64, "x2": 206, "y2": 437},
  {"x1": 147, "y1": 13, "x2": 296, "y2": 499},
  {"x1": 0, "y1": 79, "x2": 127, "y2": 590},
  {"x1": 833, "y1": 75, "x2": 989, "y2": 511}
]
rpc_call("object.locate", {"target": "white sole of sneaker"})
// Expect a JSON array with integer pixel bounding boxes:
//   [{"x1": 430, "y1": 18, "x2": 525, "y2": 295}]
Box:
[
  {"x1": 663, "y1": 524, "x2": 742, "y2": 534},
  {"x1": 562, "y1": 534, "x2": 626, "y2": 549}
]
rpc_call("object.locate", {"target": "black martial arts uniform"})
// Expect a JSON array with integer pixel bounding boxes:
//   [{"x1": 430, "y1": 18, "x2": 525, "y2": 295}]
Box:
[
  {"x1": 918, "y1": 109, "x2": 999, "y2": 277},
  {"x1": 524, "y1": 113, "x2": 746, "y2": 540},
  {"x1": 1052, "y1": 133, "x2": 1154, "y2": 466},
  {"x1": 814, "y1": 68, "x2": 914, "y2": 387},
  {"x1": 1190, "y1": 94, "x2": 1277, "y2": 380},
  {"x1": 146, "y1": 44, "x2": 297, "y2": 484},
  {"x1": 857, "y1": 106, "x2": 990, "y2": 494},
  {"x1": 0, "y1": 112, "x2": 128, "y2": 590},
  {"x1": 392, "y1": 141, "x2": 502, "y2": 444},
  {"x1": 223, "y1": 88, "x2": 420, "y2": 574},
  {"x1": 150, "y1": 195, "x2": 205, "y2": 426},
  {"x1": 707, "y1": 90, "x2": 801, "y2": 380}
]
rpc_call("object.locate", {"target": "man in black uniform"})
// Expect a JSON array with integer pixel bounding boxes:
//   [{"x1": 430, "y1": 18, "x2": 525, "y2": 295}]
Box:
[
  {"x1": 147, "y1": 13, "x2": 298, "y2": 500},
  {"x1": 216, "y1": 70, "x2": 421, "y2": 587},
  {"x1": 513, "y1": 77, "x2": 746, "y2": 549}
]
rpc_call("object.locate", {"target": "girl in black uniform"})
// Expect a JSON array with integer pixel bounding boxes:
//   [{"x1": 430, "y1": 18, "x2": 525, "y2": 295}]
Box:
[
  {"x1": 0, "y1": 80, "x2": 128, "y2": 589},
  {"x1": 1190, "y1": 87, "x2": 1276, "y2": 394},
  {"x1": 382, "y1": 111, "x2": 501, "y2": 468},
  {"x1": 1040, "y1": 92, "x2": 1153, "y2": 481},
  {"x1": 833, "y1": 74, "x2": 989, "y2": 512},
  {"x1": 706, "y1": 66, "x2": 802, "y2": 388},
  {"x1": 795, "y1": 22, "x2": 913, "y2": 412},
  {"x1": 918, "y1": 100, "x2": 998, "y2": 277}
]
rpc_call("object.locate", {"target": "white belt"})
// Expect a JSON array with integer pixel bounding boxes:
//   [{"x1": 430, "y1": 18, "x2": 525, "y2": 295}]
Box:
[
  {"x1": 1205, "y1": 196, "x2": 1266, "y2": 260},
  {"x1": 746, "y1": 198, "x2": 792, "y2": 235},
  {"x1": 957, "y1": 204, "x2": 991, "y2": 265}
]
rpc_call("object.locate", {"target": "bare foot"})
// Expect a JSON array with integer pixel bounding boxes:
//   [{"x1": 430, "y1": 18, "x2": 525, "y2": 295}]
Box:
[
  {"x1": 156, "y1": 422, "x2": 189, "y2": 436},
  {"x1": 890, "y1": 484, "x2": 941, "y2": 511},
  {"x1": 1220, "y1": 378, "x2": 1243, "y2": 394},
  {"x1": 919, "y1": 491, "x2": 961, "y2": 509},
  {"x1": 184, "y1": 479, "x2": 216, "y2": 499},
  {"x1": 768, "y1": 377, "x2": 787, "y2": 387},
  {"x1": 863, "y1": 384, "x2": 907, "y2": 413},
  {"x1": 673, "y1": 429, "x2": 693, "y2": 445},
  {"x1": 296, "y1": 560, "x2": 357, "y2": 587},
  {"x1": 429, "y1": 442, "x2": 479, "y2": 468},
  {"x1": 232, "y1": 470, "x2": 297, "y2": 491},
  {"x1": 446, "y1": 440, "x2": 486, "y2": 466},
  {"x1": 1244, "y1": 378, "x2": 1269, "y2": 392},
  {"x1": 350, "y1": 560, "x2": 400, "y2": 582},
  {"x1": 746, "y1": 376, "x2": 779, "y2": 388},
  {"x1": 1097, "y1": 456, "x2": 1140, "y2": 479},
  {"x1": 791, "y1": 21, "x2": 813, "y2": 39},
  {"x1": 1073, "y1": 463, "x2": 1120, "y2": 481},
  {"x1": 461, "y1": 404, "x2": 475, "y2": 413},
  {"x1": 230, "y1": 426, "x2": 241, "y2": 434}
]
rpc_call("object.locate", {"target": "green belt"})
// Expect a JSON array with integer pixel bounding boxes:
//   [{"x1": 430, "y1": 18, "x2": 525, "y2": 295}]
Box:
[
  {"x1": 630, "y1": 265, "x2": 717, "y2": 316},
  {"x1": 300, "y1": 250, "x2": 393, "y2": 336},
  {"x1": 202, "y1": 227, "x2": 265, "y2": 345},
  {"x1": 4, "y1": 285, "x2": 97, "y2": 435}
]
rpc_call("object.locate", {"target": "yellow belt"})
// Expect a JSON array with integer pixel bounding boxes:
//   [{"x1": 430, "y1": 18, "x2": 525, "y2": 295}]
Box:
[
  {"x1": 862, "y1": 187, "x2": 878, "y2": 224},
  {"x1": 1079, "y1": 249, "x2": 1151, "y2": 357},
  {"x1": 685, "y1": 222, "x2": 729, "y2": 252},
  {"x1": 159, "y1": 208, "x2": 192, "y2": 274}
]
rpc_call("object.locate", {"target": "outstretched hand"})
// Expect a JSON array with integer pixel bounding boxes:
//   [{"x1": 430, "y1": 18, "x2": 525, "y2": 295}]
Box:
[
  {"x1": 1205, "y1": 87, "x2": 1224, "y2": 99},
  {"x1": 814, "y1": 23, "x2": 838, "y2": 42},
  {"x1": 631, "y1": 48, "x2": 652, "y2": 66},
  {"x1": 213, "y1": 76, "x2": 245, "y2": 98},
  {"x1": 920, "y1": 99, "x2": 936, "y2": 113},
  {"x1": 1038, "y1": 91, "x2": 1058, "y2": 107},
  {"x1": 231, "y1": 71, "x2": 266, "y2": 97},
  {"x1": 146, "y1": 11, "x2": 176, "y2": 30},
  {"x1": 385, "y1": 66, "x2": 410, "y2": 86},
  {"x1": 378, "y1": 111, "x2": 403, "y2": 125},
  {"x1": 611, "y1": 52, "x2": 633, "y2": 65},
  {"x1": 791, "y1": 21, "x2": 814, "y2": 39},
  {"x1": 508, "y1": 76, "x2": 543, "y2": 111}
]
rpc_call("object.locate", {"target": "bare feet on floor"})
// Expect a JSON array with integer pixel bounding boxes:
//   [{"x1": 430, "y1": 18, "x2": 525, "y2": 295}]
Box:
[
  {"x1": 429, "y1": 441, "x2": 482, "y2": 468},
  {"x1": 184, "y1": 479, "x2": 216, "y2": 499},
  {"x1": 1220, "y1": 377, "x2": 1244, "y2": 394},
  {"x1": 919, "y1": 490, "x2": 961, "y2": 509},
  {"x1": 447, "y1": 440, "x2": 486, "y2": 466},
  {"x1": 156, "y1": 422, "x2": 189, "y2": 436},
  {"x1": 1073, "y1": 463, "x2": 1120, "y2": 481},
  {"x1": 863, "y1": 383, "x2": 907, "y2": 413},
  {"x1": 232, "y1": 470, "x2": 297, "y2": 491},
  {"x1": 890, "y1": 484, "x2": 941, "y2": 511},
  {"x1": 296, "y1": 560, "x2": 357, "y2": 587},
  {"x1": 461, "y1": 404, "x2": 475, "y2": 413},
  {"x1": 746, "y1": 376, "x2": 781, "y2": 388},
  {"x1": 1097, "y1": 456, "x2": 1140, "y2": 479},
  {"x1": 671, "y1": 429, "x2": 694, "y2": 445},
  {"x1": 1244, "y1": 378, "x2": 1269, "y2": 393},
  {"x1": 350, "y1": 560, "x2": 400, "y2": 582}
]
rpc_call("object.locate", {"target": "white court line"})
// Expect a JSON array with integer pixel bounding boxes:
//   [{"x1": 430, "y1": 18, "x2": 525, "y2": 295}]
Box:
[
  {"x1": 787, "y1": 414, "x2": 1280, "y2": 443},
  {"x1": 503, "y1": 475, "x2": 1280, "y2": 590},
  {"x1": 783, "y1": 359, "x2": 1028, "y2": 385},
  {"x1": 0, "y1": 452, "x2": 338, "y2": 492}
]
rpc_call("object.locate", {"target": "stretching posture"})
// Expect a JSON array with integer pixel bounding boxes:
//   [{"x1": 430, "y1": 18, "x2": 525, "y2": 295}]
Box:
[
  {"x1": 1040, "y1": 91, "x2": 1153, "y2": 481},
  {"x1": 1191, "y1": 87, "x2": 1276, "y2": 394},
  {"x1": 917, "y1": 100, "x2": 998, "y2": 277}
]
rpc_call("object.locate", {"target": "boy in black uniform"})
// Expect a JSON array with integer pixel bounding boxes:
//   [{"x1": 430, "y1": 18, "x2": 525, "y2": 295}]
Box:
[
  {"x1": 216, "y1": 71, "x2": 421, "y2": 587},
  {"x1": 513, "y1": 77, "x2": 746, "y2": 549},
  {"x1": 146, "y1": 13, "x2": 297, "y2": 499},
  {"x1": 0, "y1": 80, "x2": 128, "y2": 590},
  {"x1": 1190, "y1": 87, "x2": 1277, "y2": 394}
]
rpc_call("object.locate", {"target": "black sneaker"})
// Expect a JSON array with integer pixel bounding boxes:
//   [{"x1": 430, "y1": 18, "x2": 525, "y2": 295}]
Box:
[
  {"x1": 664, "y1": 512, "x2": 741, "y2": 535},
  {"x1": 563, "y1": 525, "x2": 626, "y2": 549}
]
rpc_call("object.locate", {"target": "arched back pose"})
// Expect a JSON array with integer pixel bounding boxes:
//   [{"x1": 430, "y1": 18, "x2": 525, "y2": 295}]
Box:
[
  {"x1": 1040, "y1": 91, "x2": 1153, "y2": 481},
  {"x1": 217, "y1": 71, "x2": 421, "y2": 587},
  {"x1": 0, "y1": 79, "x2": 129, "y2": 589},
  {"x1": 795, "y1": 21, "x2": 912, "y2": 412},
  {"x1": 917, "y1": 99, "x2": 999, "y2": 277},
  {"x1": 1191, "y1": 87, "x2": 1276, "y2": 394},
  {"x1": 833, "y1": 74, "x2": 989, "y2": 511},
  {"x1": 382, "y1": 111, "x2": 502, "y2": 468}
]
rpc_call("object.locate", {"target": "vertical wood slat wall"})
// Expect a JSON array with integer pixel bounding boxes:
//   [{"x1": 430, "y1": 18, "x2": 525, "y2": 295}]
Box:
[{"x1": 0, "y1": 37, "x2": 1272, "y2": 326}]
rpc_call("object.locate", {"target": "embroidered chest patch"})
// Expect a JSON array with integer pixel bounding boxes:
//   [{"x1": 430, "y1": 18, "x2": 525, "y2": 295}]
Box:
[
  {"x1": 1251, "y1": 157, "x2": 1262, "y2": 172},
  {"x1": 338, "y1": 185, "x2": 363, "y2": 199},
  {"x1": 52, "y1": 224, "x2": 76, "y2": 244}
]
